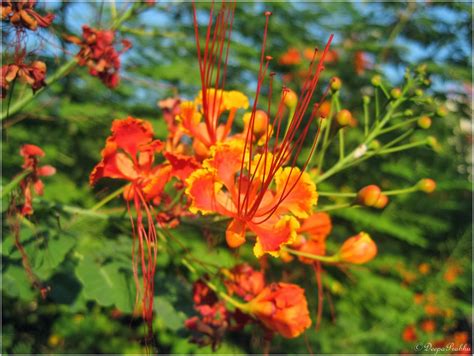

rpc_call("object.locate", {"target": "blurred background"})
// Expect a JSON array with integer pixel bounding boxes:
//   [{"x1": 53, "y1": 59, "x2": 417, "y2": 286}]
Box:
[{"x1": 1, "y1": 1, "x2": 472, "y2": 354}]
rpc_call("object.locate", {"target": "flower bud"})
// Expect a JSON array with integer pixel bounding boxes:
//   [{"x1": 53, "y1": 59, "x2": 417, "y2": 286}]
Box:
[
  {"x1": 415, "y1": 89, "x2": 424, "y2": 97},
  {"x1": 338, "y1": 232, "x2": 377, "y2": 264},
  {"x1": 330, "y1": 76, "x2": 342, "y2": 91},
  {"x1": 417, "y1": 116, "x2": 432, "y2": 129},
  {"x1": 371, "y1": 75, "x2": 382, "y2": 87},
  {"x1": 226, "y1": 219, "x2": 246, "y2": 248},
  {"x1": 404, "y1": 109, "x2": 413, "y2": 116},
  {"x1": 362, "y1": 95, "x2": 370, "y2": 104},
  {"x1": 247, "y1": 283, "x2": 312, "y2": 338},
  {"x1": 369, "y1": 140, "x2": 381, "y2": 150},
  {"x1": 336, "y1": 109, "x2": 352, "y2": 127},
  {"x1": 243, "y1": 110, "x2": 269, "y2": 137},
  {"x1": 391, "y1": 87, "x2": 402, "y2": 99},
  {"x1": 417, "y1": 178, "x2": 436, "y2": 193},
  {"x1": 436, "y1": 105, "x2": 448, "y2": 117},
  {"x1": 356, "y1": 185, "x2": 381, "y2": 207},
  {"x1": 318, "y1": 101, "x2": 331, "y2": 118},
  {"x1": 373, "y1": 193, "x2": 389, "y2": 209},
  {"x1": 283, "y1": 88, "x2": 298, "y2": 108}
]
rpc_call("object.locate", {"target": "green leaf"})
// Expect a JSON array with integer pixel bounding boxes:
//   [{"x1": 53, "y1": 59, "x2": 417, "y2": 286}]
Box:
[
  {"x1": 154, "y1": 297, "x2": 187, "y2": 331},
  {"x1": 75, "y1": 256, "x2": 135, "y2": 313}
]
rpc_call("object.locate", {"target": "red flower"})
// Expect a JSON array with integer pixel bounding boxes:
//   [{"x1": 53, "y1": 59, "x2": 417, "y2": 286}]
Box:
[
  {"x1": 224, "y1": 264, "x2": 265, "y2": 302},
  {"x1": 2, "y1": 0, "x2": 54, "y2": 31},
  {"x1": 67, "y1": 25, "x2": 131, "y2": 88},
  {"x1": 18, "y1": 144, "x2": 56, "y2": 216},
  {"x1": 247, "y1": 283, "x2": 312, "y2": 338},
  {"x1": 279, "y1": 48, "x2": 302, "y2": 66},
  {"x1": 90, "y1": 117, "x2": 172, "y2": 339},
  {"x1": 1, "y1": 60, "x2": 47, "y2": 98}
]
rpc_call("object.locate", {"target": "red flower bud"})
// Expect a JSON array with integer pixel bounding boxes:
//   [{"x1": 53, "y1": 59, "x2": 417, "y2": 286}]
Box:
[{"x1": 338, "y1": 232, "x2": 377, "y2": 264}]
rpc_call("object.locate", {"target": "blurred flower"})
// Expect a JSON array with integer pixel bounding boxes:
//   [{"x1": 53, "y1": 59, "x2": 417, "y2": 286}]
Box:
[
  {"x1": 279, "y1": 48, "x2": 301, "y2": 66},
  {"x1": 247, "y1": 282, "x2": 312, "y2": 338},
  {"x1": 223, "y1": 264, "x2": 265, "y2": 302},
  {"x1": 66, "y1": 25, "x2": 131, "y2": 88},
  {"x1": 402, "y1": 325, "x2": 417, "y2": 342},
  {"x1": 2, "y1": 0, "x2": 54, "y2": 31},
  {"x1": 18, "y1": 144, "x2": 56, "y2": 216},
  {"x1": 1, "y1": 60, "x2": 47, "y2": 98}
]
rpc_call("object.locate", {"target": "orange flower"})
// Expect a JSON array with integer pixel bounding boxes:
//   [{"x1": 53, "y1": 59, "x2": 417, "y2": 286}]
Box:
[
  {"x1": 354, "y1": 51, "x2": 368, "y2": 75},
  {"x1": 279, "y1": 48, "x2": 302, "y2": 66},
  {"x1": 224, "y1": 264, "x2": 265, "y2": 302},
  {"x1": 247, "y1": 283, "x2": 311, "y2": 338},
  {"x1": 90, "y1": 116, "x2": 173, "y2": 338},
  {"x1": 420, "y1": 319, "x2": 436, "y2": 333},
  {"x1": 186, "y1": 140, "x2": 317, "y2": 257},
  {"x1": 402, "y1": 325, "x2": 417, "y2": 342},
  {"x1": 338, "y1": 232, "x2": 377, "y2": 264}
]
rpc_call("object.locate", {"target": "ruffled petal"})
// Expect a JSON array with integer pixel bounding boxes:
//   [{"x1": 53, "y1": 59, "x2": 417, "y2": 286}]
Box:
[
  {"x1": 203, "y1": 140, "x2": 246, "y2": 191},
  {"x1": 111, "y1": 116, "x2": 154, "y2": 157},
  {"x1": 273, "y1": 167, "x2": 317, "y2": 218},
  {"x1": 249, "y1": 215, "x2": 299, "y2": 258},
  {"x1": 298, "y1": 212, "x2": 332, "y2": 241},
  {"x1": 141, "y1": 164, "x2": 172, "y2": 200},
  {"x1": 185, "y1": 168, "x2": 226, "y2": 215},
  {"x1": 164, "y1": 152, "x2": 200, "y2": 181}
]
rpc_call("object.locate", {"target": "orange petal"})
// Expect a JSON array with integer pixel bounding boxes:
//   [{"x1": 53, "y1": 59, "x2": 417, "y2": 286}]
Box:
[
  {"x1": 226, "y1": 219, "x2": 247, "y2": 248},
  {"x1": 164, "y1": 152, "x2": 200, "y2": 181},
  {"x1": 185, "y1": 168, "x2": 226, "y2": 216},
  {"x1": 273, "y1": 167, "x2": 317, "y2": 218},
  {"x1": 141, "y1": 164, "x2": 172, "y2": 200},
  {"x1": 298, "y1": 212, "x2": 332, "y2": 241},
  {"x1": 203, "y1": 140, "x2": 246, "y2": 191},
  {"x1": 20, "y1": 144, "x2": 44, "y2": 157},
  {"x1": 37, "y1": 165, "x2": 56, "y2": 177},
  {"x1": 249, "y1": 216, "x2": 299, "y2": 258},
  {"x1": 111, "y1": 117, "x2": 154, "y2": 157}
]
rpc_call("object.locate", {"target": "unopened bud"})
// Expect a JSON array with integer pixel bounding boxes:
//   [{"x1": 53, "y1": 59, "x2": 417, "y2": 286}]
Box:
[
  {"x1": 330, "y1": 77, "x2": 342, "y2": 91},
  {"x1": 336, "y1": 109, "x2": 352, "y2": 127},
  {"x1": 356, "y1": 185, "x2": 382, "y2": 207},
  {"x1": 371, "y1": 75, "x2": 382, "y2": 87},
  {"x1": 283, "y1": 89, "x2": 298, "y2": 108},
  {"x1": 226, "y1": 220, "x2": 246, "y2": 248},
  {"x1": 436, "y1": 106, "x2": 448, "y2": 117},
  {"x1": 338, "y1": 232, "x2": 377, "y2": 264},
  {"x1": 391, "y1": 87, "x2": 402, "y2": 99},
  {"x1": 415, "y1": 89, "x2": 424, "y2": 97},
  {"x1": 373, "y1": 194, "x2": 389, "y2": 209},
  {"x1": 369, "y1": 140, "x2": 381, "y2": 150},
  {"x1": 417, "y1": 116, "x2": 432, "y2": 129},
  {"x1": 417, "y1": 179, "x2": 436, "y2": 193},
  {"x1": 404, "y1": 109, "x2": 414, "y2": 116},
  {"x1": 363, "y1": 95, "x2": 370, "y2": 104}
]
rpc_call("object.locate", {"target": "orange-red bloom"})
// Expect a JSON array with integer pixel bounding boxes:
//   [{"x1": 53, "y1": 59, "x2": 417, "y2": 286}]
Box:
[
  {"x1": 279, "y1": 48, "x2": 302, "y2": 66},
  {"x1": 186, "y1": 140, "x2": 317, "y2": 257},
  {"x1": 224, "y1": 264, "x2": 265, "y2": 302},
  {"x1": 2, "y1": 0, "x2": 54, "y2": 31},
  {"x1": 1, "y1": 60, "x2": 47, "y2": 98},
  {"x1": 67, "y1": 25, "x2": 131, "y2": 88},
  {"x1": 247, "y1": 283, "x2": 312, "y2": 338},
  {"x1": 18, "y1": 144, "x2": 56, "y2": 215},
  {"x1": 90, "y1": 116, "x2": 172, "y2": 338}
]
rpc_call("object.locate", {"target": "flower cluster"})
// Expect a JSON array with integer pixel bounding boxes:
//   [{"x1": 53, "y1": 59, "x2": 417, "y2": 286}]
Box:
[
  {"x1": 1, "y1": 60, "x2": 47, "y2": 98},
  {"x1": 66, "y1": 25, "x2": 131, "y2": 88},
  {"x1": 2, "y1": 0, "x2": 54, "y2": 31}
]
